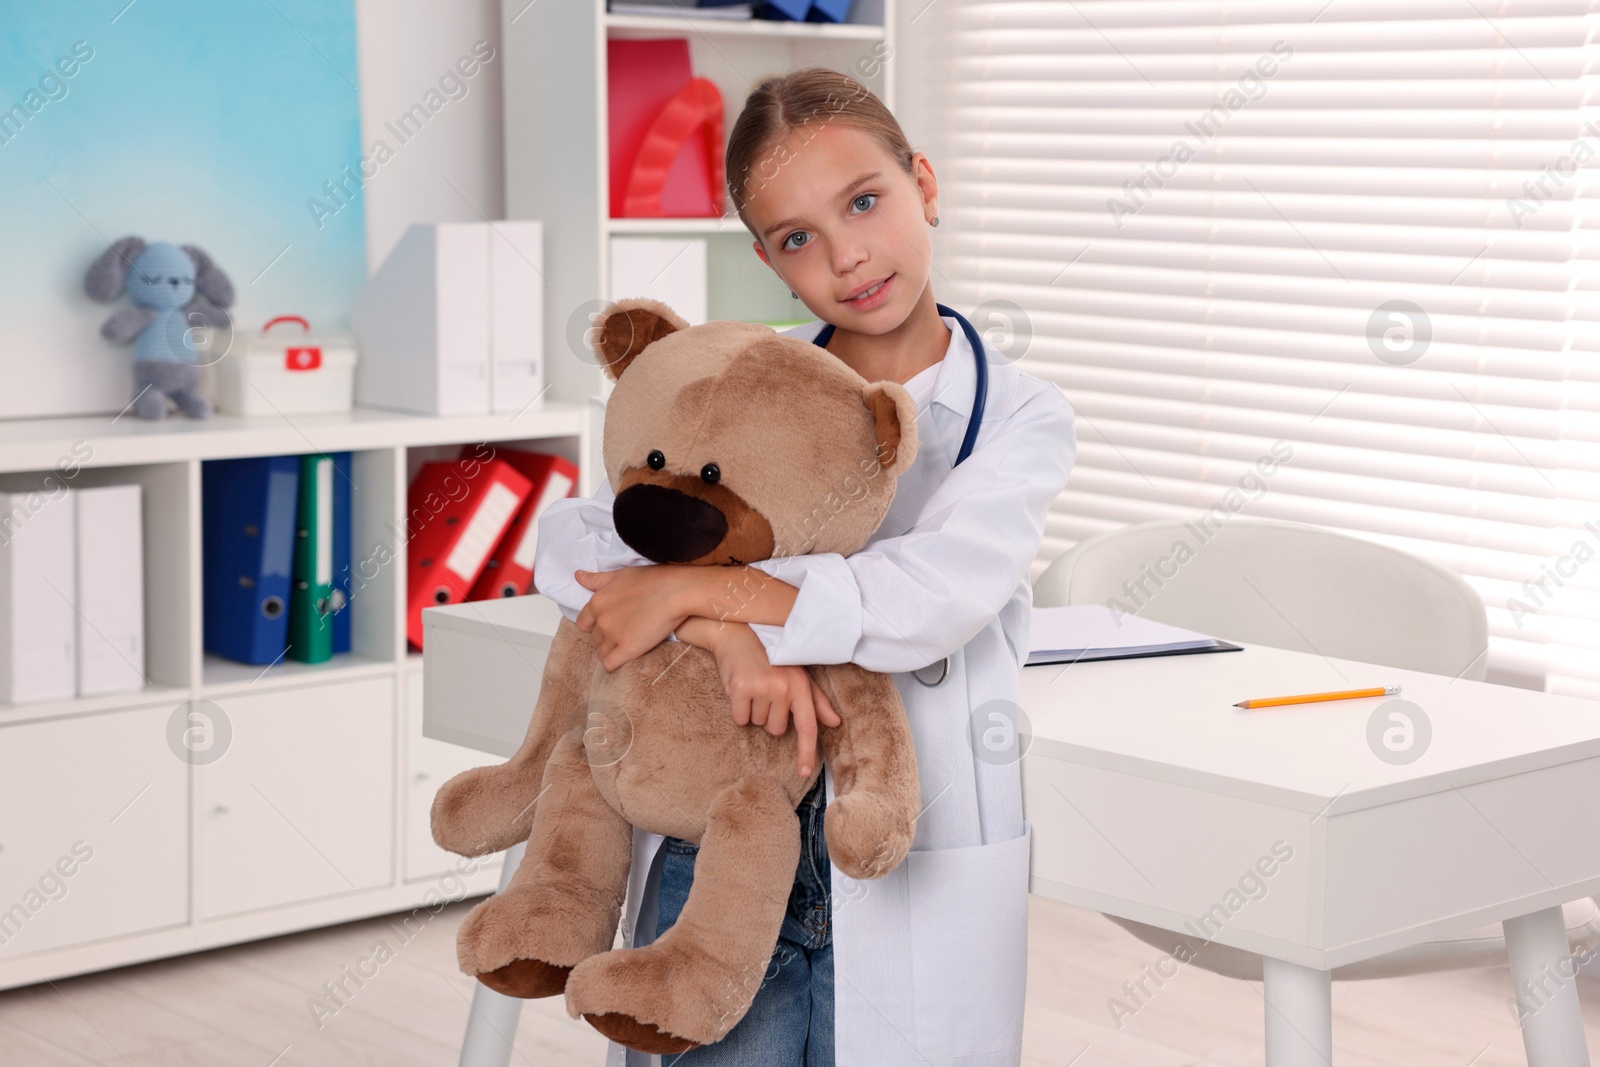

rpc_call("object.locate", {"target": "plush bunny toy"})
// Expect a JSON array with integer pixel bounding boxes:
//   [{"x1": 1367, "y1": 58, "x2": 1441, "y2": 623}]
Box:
[{"x1": 83, "y1": 236, "x2": 235, "y2": 420}]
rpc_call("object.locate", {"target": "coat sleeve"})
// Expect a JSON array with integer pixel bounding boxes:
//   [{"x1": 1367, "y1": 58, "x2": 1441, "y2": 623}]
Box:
[
  {"x1": 531, "y1": 476, "x2": 653, "y2": 624},
  {"x1": 745, "y1": 387, "x2": 1076, "y2": 674}
]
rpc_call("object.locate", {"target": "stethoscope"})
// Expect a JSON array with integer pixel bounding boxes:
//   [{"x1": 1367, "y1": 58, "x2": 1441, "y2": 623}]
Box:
[{"x1": 813, "y1": 302, "x2": 989, "y2": 686}]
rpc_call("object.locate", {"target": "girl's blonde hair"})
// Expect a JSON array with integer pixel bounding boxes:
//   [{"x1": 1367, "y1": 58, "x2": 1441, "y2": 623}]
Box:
[{"x1": 725, "y1": 66, "x2": 915, "y2": 240}]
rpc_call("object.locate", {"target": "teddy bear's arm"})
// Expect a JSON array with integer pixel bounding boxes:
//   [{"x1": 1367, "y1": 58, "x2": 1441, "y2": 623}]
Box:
[
  {"x1": 101, "y1": 305, "x2": 157, "y2": 344},
  {"x1": 430, "y1": 616, "x2": 599, "y2": 857},
  {"x1": 811, "y1": 662, "x2": 922, "y2": 879}
]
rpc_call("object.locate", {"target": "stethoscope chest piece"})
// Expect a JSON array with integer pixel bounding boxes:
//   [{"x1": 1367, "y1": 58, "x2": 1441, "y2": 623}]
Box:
[{"x1": 912, "y1": 656, "x2": 949, "y2": 687}]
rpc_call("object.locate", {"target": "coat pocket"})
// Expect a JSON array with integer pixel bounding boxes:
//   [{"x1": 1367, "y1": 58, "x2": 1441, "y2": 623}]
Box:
[{"x1": 905, "y1": 821, "x2": 1031, "y2": 1063}]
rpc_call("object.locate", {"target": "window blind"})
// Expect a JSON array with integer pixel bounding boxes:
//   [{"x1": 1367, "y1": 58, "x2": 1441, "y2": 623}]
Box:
[{"x1": 938, "y1": 0, "x2": 1600, "y2": 696}]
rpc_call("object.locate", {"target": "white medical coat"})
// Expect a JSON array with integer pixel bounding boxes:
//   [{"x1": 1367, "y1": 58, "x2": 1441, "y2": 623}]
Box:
[{"x1": 533, "y1": 311, "x2": 1078, "y2": 1066}]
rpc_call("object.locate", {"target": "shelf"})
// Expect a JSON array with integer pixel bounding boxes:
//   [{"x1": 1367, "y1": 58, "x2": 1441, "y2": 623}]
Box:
[
  {"x1": 0, "y1": 403, "x2": 589, "y2": 475},
  {"x1": 605, "y1": 12, "x2": 885, "y2": 40},
  {"x1": 200, "y1": 651, "x2": 397, "y2": 696},
  {"x1": 0, "y1": 683, "x2": 191, "y2": 727},
  {"x1": 606, "y1": 215, "x2": 749, "y2": 236}
]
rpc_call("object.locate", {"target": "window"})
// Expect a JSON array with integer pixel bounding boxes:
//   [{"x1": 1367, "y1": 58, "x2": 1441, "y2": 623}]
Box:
[{"x1": 941, "y1": 0, "x2": 1600, "y2": 695}]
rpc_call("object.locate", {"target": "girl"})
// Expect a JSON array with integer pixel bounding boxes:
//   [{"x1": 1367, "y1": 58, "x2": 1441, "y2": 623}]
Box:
[{"x1": 534, "y1": 67, "x2": 1076, "y2": 1067}]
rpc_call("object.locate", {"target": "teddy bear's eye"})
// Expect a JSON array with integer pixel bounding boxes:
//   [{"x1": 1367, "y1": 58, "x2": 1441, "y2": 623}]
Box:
[
  {"x1": 647, "y1": 450, "x2": 665, "y2": 471},
  {"x1": 700, "y1": 463, "x2": 720, "y2": 485}
]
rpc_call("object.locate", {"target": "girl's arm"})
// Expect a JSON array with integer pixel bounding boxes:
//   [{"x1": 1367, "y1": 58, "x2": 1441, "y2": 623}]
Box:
[
  {"x1": 531, "y1": 475, "x2": 653, "y2": 622},
  {"x1": 534, "y1": 478, "x2": 801, "y2": 629},
  {"x1": 742, "y1": 386, "x2": 1077, "y2": 675},
  {"x1": 674, "y1": 616, "x2": 839, "y2": 778}
]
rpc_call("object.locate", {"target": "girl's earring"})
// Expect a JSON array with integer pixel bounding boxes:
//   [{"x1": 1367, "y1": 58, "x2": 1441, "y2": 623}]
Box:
[
  {"x1": 929, "y1": 215, "x2": 941, "y2": 227},
  {"x1": 789, "y1": 289, "x2": 797, "y2": 298}
]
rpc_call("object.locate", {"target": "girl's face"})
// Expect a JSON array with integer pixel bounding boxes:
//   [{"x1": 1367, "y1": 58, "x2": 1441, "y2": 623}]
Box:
[{"x1": 745, "y1": 122, "x2": 938, "y2": 332}]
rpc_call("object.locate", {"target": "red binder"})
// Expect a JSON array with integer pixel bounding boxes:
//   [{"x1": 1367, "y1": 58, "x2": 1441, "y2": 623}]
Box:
[
  {"x1": 405, "y1": 458, "x2": 533, "y2": 649},
  {"x1": 463, "y1": 449, "x2": 580, "y2": 601},
  {"x1": 607, "y1": 38, "x2": 725, "y2": 218}
]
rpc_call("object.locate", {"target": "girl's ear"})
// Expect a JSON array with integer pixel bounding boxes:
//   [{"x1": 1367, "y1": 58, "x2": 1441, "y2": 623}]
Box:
[
  {"x1": 863, "y1": 381, "x2": 919, "y2": 476},
  {"x1": 591, "y1": 297, "x2": 690, "y2": 381}
]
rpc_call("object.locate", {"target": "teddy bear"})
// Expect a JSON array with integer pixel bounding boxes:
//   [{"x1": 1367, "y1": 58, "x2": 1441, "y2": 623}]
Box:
[
  {"x1": 83, "y1": 236, "x2": 235, "y2": 419},
  {"x1": 429, "y1": 297, "x2": 924, "y2": 1055}
]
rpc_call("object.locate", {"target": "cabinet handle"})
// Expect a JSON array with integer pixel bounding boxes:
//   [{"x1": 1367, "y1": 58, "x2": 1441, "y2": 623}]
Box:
[
  {"x1": 414, "y1": 772, "x2": 431, "y2": 783},
  {"x1": 212, "y1": 804, "x2": 229, "y2": 816}
]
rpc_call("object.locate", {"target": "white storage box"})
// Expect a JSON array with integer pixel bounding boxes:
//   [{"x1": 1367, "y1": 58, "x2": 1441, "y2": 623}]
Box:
[{"x1": 219, "y1": 315, "x2": 357, "y2": 417}]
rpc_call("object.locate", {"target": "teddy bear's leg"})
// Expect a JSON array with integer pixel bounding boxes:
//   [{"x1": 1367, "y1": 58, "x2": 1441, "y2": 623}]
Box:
[
  {"x1": 563, "y1": 776, "x2": 799, "y2": 1055},
  {"x1": 454, "y1": 725, "x2": 633, "y2": 999},
  {"x1": 431, "y1": 619, "x2": 597, "y2": 858},
  {"x1": 813, "y1": 663, "x2": 922, "y2": 880}
]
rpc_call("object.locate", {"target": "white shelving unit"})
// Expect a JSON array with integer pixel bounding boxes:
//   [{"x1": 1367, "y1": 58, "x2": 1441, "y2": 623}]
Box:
[
  {"x1": 0, "y1": 405, "x2": 589, "y2": 991},
  {"x1": 502, "y1": 0, "x2": 898, "y2": 333},
  {"x1": 0, "y1": 0, "x2": 944, "y2": 994}
]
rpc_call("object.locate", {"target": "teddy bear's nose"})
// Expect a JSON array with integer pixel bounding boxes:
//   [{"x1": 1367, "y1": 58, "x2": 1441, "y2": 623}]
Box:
[{"x1": 613, "y1": 483, "x2": 728, "y2": 564}]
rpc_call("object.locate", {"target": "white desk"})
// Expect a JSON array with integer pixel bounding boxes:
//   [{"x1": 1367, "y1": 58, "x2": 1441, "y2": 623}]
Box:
[
  {"x1": 1020, "y1": 642, "x2": 1600, "y2": 1065},
  {"x1": 424, "y1": 598, "x2": 1600, "y2": 1065}
]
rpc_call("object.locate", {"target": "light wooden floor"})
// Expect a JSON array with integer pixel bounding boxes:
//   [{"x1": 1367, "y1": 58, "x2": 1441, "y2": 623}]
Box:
[{"x1": 3, "y1": 892, "x2": 1598, "y2": 1065}]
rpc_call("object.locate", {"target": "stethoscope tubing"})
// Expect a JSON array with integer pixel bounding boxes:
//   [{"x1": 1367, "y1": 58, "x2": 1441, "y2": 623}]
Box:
[{"x1": 812, "y1": 302, "x2": 992, "y2": 687}]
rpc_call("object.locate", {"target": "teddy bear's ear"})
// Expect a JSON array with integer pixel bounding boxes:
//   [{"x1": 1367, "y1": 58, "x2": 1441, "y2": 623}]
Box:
[
  {"x1": 590, "y1": 297, "x2": 690, "y2": 381},
  {"x1": 863, "y1": 381, "x2": 919, "y2": 476}
]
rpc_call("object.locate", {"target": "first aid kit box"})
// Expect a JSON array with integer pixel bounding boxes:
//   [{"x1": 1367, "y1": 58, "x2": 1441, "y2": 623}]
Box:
[{"x1": 218, "y1": 315, "x2": 357, "y2": 417}]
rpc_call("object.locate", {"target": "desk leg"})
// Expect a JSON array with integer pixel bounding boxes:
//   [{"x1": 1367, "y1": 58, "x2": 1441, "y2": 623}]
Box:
[
  {"x1": 1262, "y1": 956, "x2": 1333, "y2": 1066},
  {"x1": 1505, "y1": 905, "x2": 1592, "y2": 1066},
  {"x1": 459, "y1": 841, "x2": 528, "y2": 1067}
]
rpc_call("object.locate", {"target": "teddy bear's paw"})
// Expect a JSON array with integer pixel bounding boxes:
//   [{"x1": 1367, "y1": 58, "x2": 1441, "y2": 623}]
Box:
[
  {"x1": 477, "y1": 957, "x2": 573, "y2": 1000},
  {"x1": 824, "y1": 793, "x2": 913, "y2": 880},
  {"x1": 581, "y1": 1013, "x2": 701, "y2": 1056},
  {"x1": 566, "y1": 941, "x2": 752, "y2": 1052},
  {"x1": 458, "y1": 890, "x2": 574, "y2": 998},
  {"x1": 430, "y1": 766, "x2": 535, "y2": 858},
  {"x1": 457, "y1": 876, "x2": 617, "y2": 991}
]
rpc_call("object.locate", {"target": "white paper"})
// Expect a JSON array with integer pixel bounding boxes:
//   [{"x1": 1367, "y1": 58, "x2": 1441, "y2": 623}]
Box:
[{"x1": 1029, "y1": 604, "x2": 1227, "y2": 664}]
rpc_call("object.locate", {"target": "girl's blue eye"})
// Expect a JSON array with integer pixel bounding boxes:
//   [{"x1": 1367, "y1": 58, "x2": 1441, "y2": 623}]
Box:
[{"x1": 781, "y1": 192, "x2": 878, "y2": 251}]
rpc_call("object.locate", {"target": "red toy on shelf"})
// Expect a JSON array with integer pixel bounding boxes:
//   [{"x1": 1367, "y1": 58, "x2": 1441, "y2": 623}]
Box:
[{"x1": 607, "y1": 38, "x2": 726, "y2": 218}]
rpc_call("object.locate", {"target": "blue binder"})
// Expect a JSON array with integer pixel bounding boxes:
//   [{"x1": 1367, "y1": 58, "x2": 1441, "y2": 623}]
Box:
[
  {"x1": 330, "y1": 451, "x2": 353, "y2": 655},
  {"x1": 202, "y1": 456, "x2": 300, "y2": 665}
]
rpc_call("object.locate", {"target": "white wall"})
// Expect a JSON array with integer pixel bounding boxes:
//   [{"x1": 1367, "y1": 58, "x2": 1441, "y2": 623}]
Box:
[{"x1": 353, "y1": 0, "x2": 506, "y2": 278}]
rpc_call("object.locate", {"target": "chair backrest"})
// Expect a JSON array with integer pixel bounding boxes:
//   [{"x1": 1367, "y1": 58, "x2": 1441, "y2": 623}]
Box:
[{"x1": 1033, "y1": 518, "x2": 1489, "y2": 682}]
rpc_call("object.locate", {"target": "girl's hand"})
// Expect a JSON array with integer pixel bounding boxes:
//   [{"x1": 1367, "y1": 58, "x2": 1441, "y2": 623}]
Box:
[
  {"x1": 676, "y1": 618, "x2": 841, "y2": 778},
  {"x1": 575, "y1": 565, "x2": 699, "y2": 671}
]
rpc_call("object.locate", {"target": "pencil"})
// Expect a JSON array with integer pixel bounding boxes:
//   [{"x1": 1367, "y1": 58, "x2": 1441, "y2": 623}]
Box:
[{"x1": 1233, "y1": 685, "x2": 1400, "y2": 709}]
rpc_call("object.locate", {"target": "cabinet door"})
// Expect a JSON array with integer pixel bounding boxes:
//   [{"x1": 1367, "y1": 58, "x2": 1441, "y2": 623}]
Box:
[
  {"x1": 0, "y1": 705, "x2": 187, "y2": 958},
  {"x1": 200, "y1": 677, "x2": 395, "y2": 918},
  {"x1": 405, "y1": 671, "x2": 503, "y2": 882}
]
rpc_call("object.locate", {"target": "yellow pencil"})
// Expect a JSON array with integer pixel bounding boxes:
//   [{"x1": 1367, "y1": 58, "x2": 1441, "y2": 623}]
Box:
[{"x1": 1233, "y1": 685, "x2": 1400, "y2": 709}]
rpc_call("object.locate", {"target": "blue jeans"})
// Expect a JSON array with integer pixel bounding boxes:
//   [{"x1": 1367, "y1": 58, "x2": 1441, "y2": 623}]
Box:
[{"x1": 655, "y1": 773, "x2": 833, "y2": 1066}]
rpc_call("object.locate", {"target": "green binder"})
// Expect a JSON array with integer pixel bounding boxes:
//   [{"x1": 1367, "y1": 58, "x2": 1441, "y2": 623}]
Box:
[{"x1": 288, "y1": 454, "x2": 335, "y2": 663}]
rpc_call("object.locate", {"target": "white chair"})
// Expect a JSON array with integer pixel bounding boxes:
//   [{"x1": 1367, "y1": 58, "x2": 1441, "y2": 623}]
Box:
[{"x1": 1032, "y1": 517, "x2": 1600, "y2": 982}]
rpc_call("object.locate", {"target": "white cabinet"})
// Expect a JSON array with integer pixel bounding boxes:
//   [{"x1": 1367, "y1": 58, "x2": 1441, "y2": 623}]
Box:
[
  {"x1": 0, "y1": 705, "x2": 187, "y2": 958},
  {"x1": 200, "y1": 677, "x2": 395, "y2": 919},
  {"x1": 0, "y1": 411, "x2": 585, "y2": 991},
  {"x1": 404, "y1": 670, "x2": 503, "y2": 883}
]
